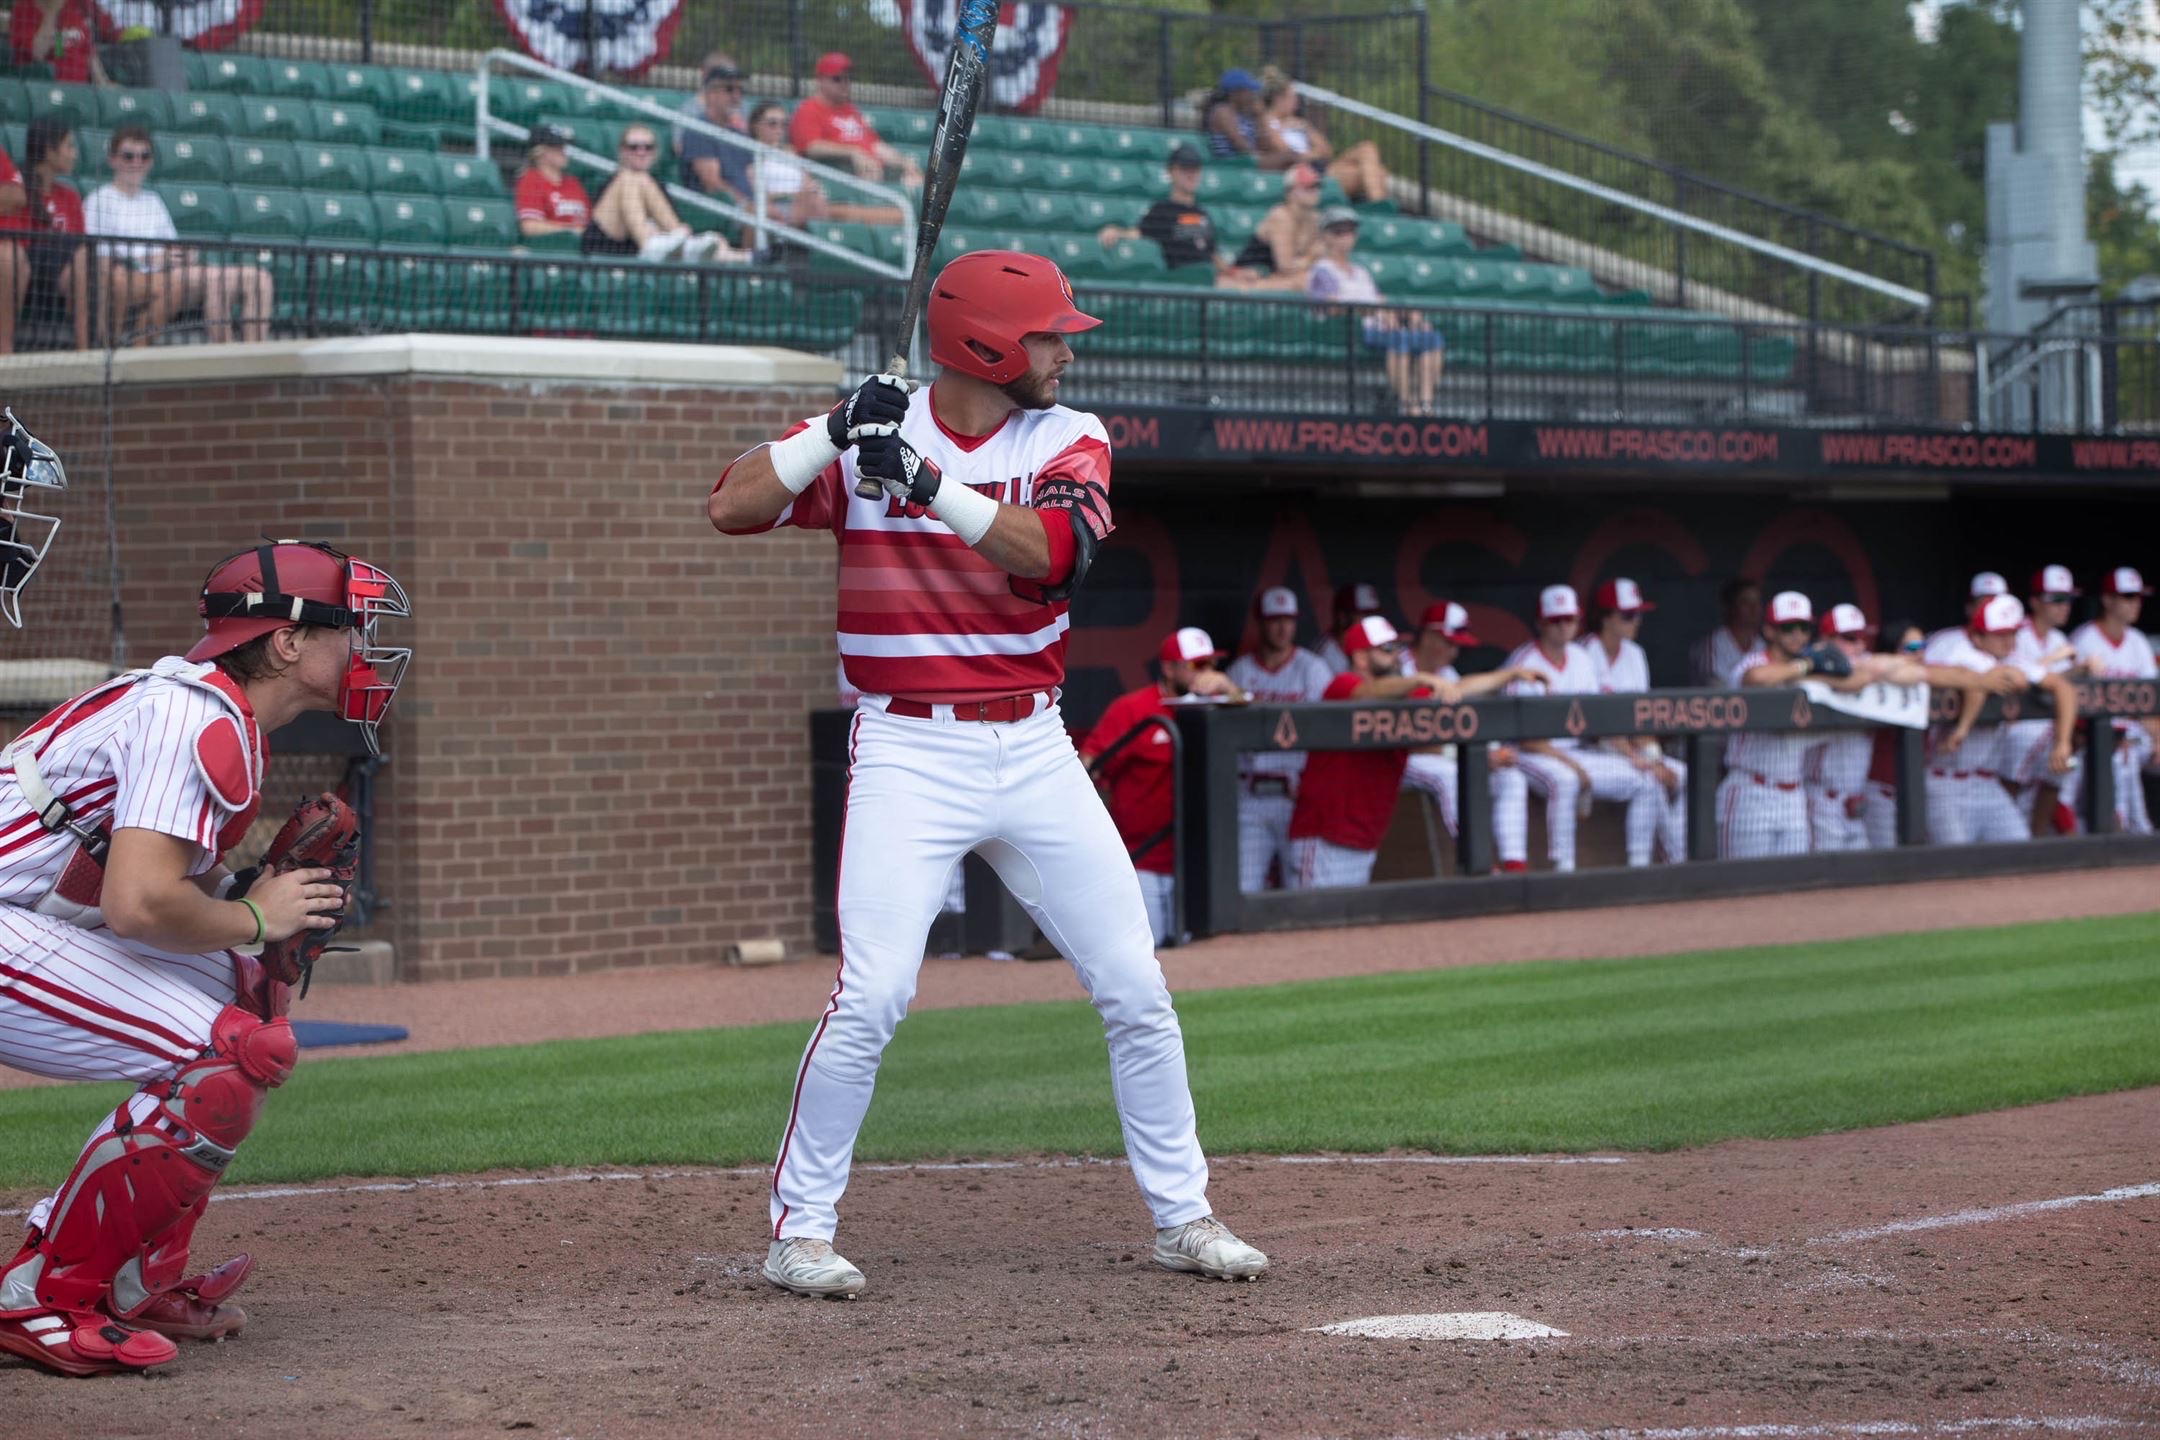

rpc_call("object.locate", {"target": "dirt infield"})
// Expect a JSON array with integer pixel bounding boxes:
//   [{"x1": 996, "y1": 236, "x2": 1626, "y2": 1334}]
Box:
[{"x1": 1, "y1": 1088, "x2": 2155, "y2": 1437}]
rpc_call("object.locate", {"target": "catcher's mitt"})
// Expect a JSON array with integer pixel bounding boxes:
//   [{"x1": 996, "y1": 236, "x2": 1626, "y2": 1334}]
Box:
[
  {"x1": 1799, "y1": 642, "x2": 1854, "y2": 679},
  {"x1": 231, "y1": 792, "x2": 360, "y2": 996}
]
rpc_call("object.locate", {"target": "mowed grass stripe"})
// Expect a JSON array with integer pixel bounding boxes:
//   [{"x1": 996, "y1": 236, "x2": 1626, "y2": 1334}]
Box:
[{"x1": 0, "y1": 912, "x2": 2152, "y2": 1188}]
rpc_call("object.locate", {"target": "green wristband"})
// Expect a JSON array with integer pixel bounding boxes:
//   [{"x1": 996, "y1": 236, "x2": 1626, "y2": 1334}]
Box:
[{"x1": 238, "y1": 897, "x2": 264, "y2": 947}]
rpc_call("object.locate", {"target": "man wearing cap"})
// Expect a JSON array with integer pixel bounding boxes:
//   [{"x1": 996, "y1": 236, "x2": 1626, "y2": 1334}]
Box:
[
  {"x1": 1719, "y1": 591, "x2": 1880, "y2": 857},
  {"x1": 2003, "y1": 566, "x2": 2088, "y2": 834},
  {"x1": 1097, "y1": 144, "x2": 1258, "y2": 289},
  {"x1": 1316, "y1": 581, "x2": 1387, "y2": 674},
  {"x1": 513, "y1": 124, "x2": 591, "y2": 239},
  {"x1": 2070, "y1": 566, "x2": 2158, "y2": 834},
  {"x1": 1803, "y1": 604, "x2": 1893, "y2": 851},
  {"x1": 1491, "y1": 584, "x2": 1663, "y2": 873},
  {"x1": 1399, "y1": 601, "x2": 1539, "y2": 840},
  {"x1": 1924, "y1": 571, "x2": 2008, "y2": 663},
  {"x1": 1202, "y1": 68, "x2": 1264, "y2": 159},
  {"x1": 1284, "y1": 617, "x2": 1462, "y2": 888},
  {"x1": 1081, "y1": 629, "x2": 1247, "y2": 944},
  {"x1": 1225, "y1": 587, "x2": 1334, "y2": 892},
  {"x1": 1932, "y1": 595, "x2": 2077, "y2": 845},
  {"x1": 1575, "y1": 578, "x2": 1687, "y2": 863},
  {"x1": 789, "y1": 53, "x2": 922, "y2": 186},
  {"x1": 678, "y1": 56, "x2": 755, "y2": 206},
  {"x1": 1688, "y1": 577, "x2": 1761, "y2": 689}
]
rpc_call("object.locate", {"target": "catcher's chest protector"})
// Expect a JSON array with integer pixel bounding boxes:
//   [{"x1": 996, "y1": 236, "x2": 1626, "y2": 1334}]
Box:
[{"x1": 3, "y1": 658, "x2": 265, "y2": 929}]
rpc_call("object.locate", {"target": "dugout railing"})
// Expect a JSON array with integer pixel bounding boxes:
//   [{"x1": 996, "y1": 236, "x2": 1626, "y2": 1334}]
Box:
[{"x1": 1170, "y1": 681, "x2": 2160, "y2": 938}]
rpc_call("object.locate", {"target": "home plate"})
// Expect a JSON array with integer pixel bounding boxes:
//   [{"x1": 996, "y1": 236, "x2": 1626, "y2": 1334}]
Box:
[{"x1": 1308, "y1": 1312, "x2": 1568, "y2": 1340}]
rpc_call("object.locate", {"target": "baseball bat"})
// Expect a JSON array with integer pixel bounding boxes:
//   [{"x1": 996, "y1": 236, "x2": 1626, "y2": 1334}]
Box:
[{"x1": 854, "y1": 0, "x2": 1003, "y2": 499}]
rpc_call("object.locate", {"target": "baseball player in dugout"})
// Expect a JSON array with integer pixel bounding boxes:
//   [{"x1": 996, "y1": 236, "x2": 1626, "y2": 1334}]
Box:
[
  {"x1": 1720, "y1": 591, "x2": 1879, "y2": 857},
  {"x1": 1575, "y1": 578, "x2": 1687, "y2": 864},
  {"x1": 0, "y1": 539, "x2": 410, "y2": 1377},
  {"x1": 2005, "y1": 566, "x2": 2087, "y2": 835},
  {"x1": 1225, "y1": 586, "x2": 1333, "y2": 892},
  {"x1": 2070, "y1": 565, "x2": 2157, "y2": 834},
  {"x1": 707, "y1": 249, "x2": 1270, "y2": 1299},
  {"x1": 1931, "y1": 594, "x2": 2078, "y2": 844},
  {"x1": 1315, "y1": 581, "x2": 1388, "y2": 674},
  {"x1": 1080, "y1": 626, "x2": 1249, "y2": 946}
]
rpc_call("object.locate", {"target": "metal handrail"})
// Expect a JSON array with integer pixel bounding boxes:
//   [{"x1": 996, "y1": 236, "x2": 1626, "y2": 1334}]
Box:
[
  {"x1": 1299, "y1": 80, "x2": 1934, "y2": 315},
  {"x1": 1085, "y1": 710, "x2": 1187, "y2": 947},
  {"x1": 477, "y1": 49, "x2": 913, "y2": 282}
]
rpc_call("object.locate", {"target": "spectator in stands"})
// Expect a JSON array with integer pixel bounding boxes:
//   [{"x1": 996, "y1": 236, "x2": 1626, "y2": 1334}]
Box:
[
  {"x1": 1080, "y1": 627, "x2": 1248, "y2": 944},
  {"x1": 86, "y1": 127, "x2": 271, "y2": 346},
  {"x1": 1254, "y1": 67, "x2": 1390, "y2": 204},
  {"x1": 1576, "y1": 577, "x2": 1685, "y2": 862},
  {"x1": 1200, "y1": 68, "x2": 1263, "y2": 160},
  {"x1": 8, "y1": 0, "x2": 110, "y2": 87},
  {"x1": 1690, "y1": 576, "x2": 1762, "y2": 687},
  {"x1": 1232, "y1": 163, "x2": 1324, "y2": 292},
  {"x1": 679, "y1": 60, "x2": 755, "y2": 207},
  {"x1": 12, "y1": 118, "x2": 88, "y2": 353},
  {"x1": 1399, "y1": 601, "x2": 1539, "y2": 843},
  {"x1": 789, "y1": 52, "x2": 922, "y2": 189},
  {"x1": 1094, "y1": 143, "x2": 1259, "y2": 289},
  {"x1": 0, "y1": 143, "x2": 32, "y2": 355},
  {"x1": 1307, "y1": 206, "x2": 1442, "y2": 416},
  {"x1": 741, "y1": 101, "x2": 903, "y2": 233},
  {"x1": 583, "y1": 124, "x2": 740, "y2": 264},
  {"x1": 514, "y1": 124, "x2": 591, "y2": 241}
]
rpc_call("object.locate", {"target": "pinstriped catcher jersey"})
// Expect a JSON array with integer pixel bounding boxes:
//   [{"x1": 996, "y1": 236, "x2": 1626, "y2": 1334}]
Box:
[{"x1": 735, "y1": 399, "x2": 1112, "y2": 703}]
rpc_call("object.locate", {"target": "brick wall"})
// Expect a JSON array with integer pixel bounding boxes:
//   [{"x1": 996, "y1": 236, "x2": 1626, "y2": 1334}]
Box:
[{"x1": 104, "y1": 365, "x2": 836, "y2": 981}]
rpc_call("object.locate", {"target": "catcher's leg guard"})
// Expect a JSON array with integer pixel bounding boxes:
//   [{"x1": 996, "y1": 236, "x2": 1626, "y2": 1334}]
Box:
[{"x1": 0, "y1": 1004, "x2": 293, "y2": 1354}]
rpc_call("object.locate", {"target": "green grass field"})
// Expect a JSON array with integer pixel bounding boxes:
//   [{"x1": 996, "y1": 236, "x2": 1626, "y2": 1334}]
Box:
[{"x1": 2, "y1": 912, "x2": 2155, "y2": 1190}]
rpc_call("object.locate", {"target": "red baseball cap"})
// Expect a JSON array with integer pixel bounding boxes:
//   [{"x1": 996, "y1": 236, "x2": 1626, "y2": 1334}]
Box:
[
  {"x1": 1286, "y1": 162, "x2": 1320, "y2": 191},
  {"x1": 1342, "y1": 615, "x2": 1400, "y2": 656},
  {"x1": 1158, "y1": 626, "x2": 1226, "y2": 665},
  {"x1": 2102, "y1": 565, "x2": 2153, "y2": 596},
  {"x1": 1593, "y1": 577, "x2": 1654, "y2": 614},
  {"x1": 1417, "y1": 601, "x2": 1478, "y2": 646},
  {"x1": 814, "y1": 52, "x2": 852, "y2": 78}
]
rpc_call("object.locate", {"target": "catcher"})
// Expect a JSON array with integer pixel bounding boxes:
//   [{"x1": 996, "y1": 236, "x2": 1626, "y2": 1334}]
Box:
[
  {"x1": 0, "y1": 540, "x2": 410, "y2": 1377},
  {"x1": 0, "y1": 407, "x2": 67, "y2": 628}
]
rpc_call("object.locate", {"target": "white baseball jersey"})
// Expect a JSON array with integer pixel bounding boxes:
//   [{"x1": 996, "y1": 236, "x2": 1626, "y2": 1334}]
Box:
[
  {"x1": 1505, "y1": 640, "x2": 1598, "y2": 748},
  {"x1": 1922, "y1": 625, "x2": 1969, "y2": 665},
  {"x1": 1725, "y1": 648, "x2": 1810, "y2": 782},
  {"x1": 2071, "y1": 622, "x2": 2158, "y2": 680},
  {"x1": 2011, "y1": 622, "x2": 2075, "y2": 676},
  {"x1": 1576, "y1": 635, "x2": 1651, "y2": 694},
  {"x1": 1690, "y1": 626, "x2": 1748, "y2": 688},
  {"x1": 1226, "y1": 648, "x2": 1333, "y2": 780},
  {"x1": 1926, "y1": 631, "x2": 2013, "y2": 774}
]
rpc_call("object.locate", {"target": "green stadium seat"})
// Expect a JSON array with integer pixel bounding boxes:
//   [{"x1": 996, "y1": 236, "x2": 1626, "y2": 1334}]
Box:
[
  {"x1": 968, "y1": 152, "x2": 1035, "y2": 190},
  {"x1": 328, "y1": 64, "x2": 399, "y2": 114},
  {"x1": 1362, "y1": 253, "x2": 1406, "y2": 291},
  {"x1": 442, "y1": 254, "x2": 515, "y2": 331},
  {"x1": 948, "y1": 188, "x2": 1023, "y2": 227},
  {"x1": 1100, "y1": 238, "x2": 1167, "y2": 282},
  {"x1": 513, "y1": 259, "x2": 586, "y2": 333},
  {"x1": 498, "y1": 78, "x2": 566, "y2": 128},
  {"x1": 156, "y1": 135, "x2": 229, "y2": 184},
  {"x1": 227, "y1": 139, "x2": 301, "y2": 189},
  {"x1": 0, "y1": 80, "x2": 27, "y2": 124},
  {"x1": 298, "y1": 143, "x2": 370, "y2": 193},
  {"x1": 1036, "y1": 157, "x2": 1098, "y2": 193},
  {"x1": 1394, "y1": 257, "x2": 1456, "y2": 295},
  {"x1": 242, "y1": 98, "x2": 314, "y2": 142},
  {"x1": 171, "y1": 93, "x2": 244, "y2": 137},
  {"x1": 1548, "y1": 266, "x2": 1600, "y2": 304},
  {"x1": 1194, "y1": 168, "x2": 1272, "y2": 206},
  {"x1": 72, "y1": 125, "x2": 106, "y2": 184},
  {"x1": 435, "y1": 154, "x2": 507, "y2": 198},
  {"x1": 1450, "y1": 258, "x2": 1503, "y2": 298},
  {"x1": 97, "y1": 87, "x2": 171, "y2": 131},
  {"x1": 376, "y1": 251, "x2": 447, "y2": 329},
  {"x1": 386, "y1": 66, "x2": 457, "y2": 122},
  {"x1": 1069, "y1": 193, "x2": 1125, "y2": 231},
  {"x1": 373, "y1": 194, "x2": 448, "y2": 248},
  {"x1": 1499, "y1": 263, "x2": 1556, "y2": 301},
  {"x1": 367, "y1": 149, "x2": 438, "y2": 195},
  {"x1": 1042, "y1": 122, "x2": 1105, "y2": 157},
  {"x1": 230, "y1": 185, "x2": 309, "y2": 241},
  {"x1": 265, "y1": 59, "x2": 333, "y2": 101},
  {"x1": 156, "y1": 182, "x2": 236, "y2": 239},
  {"x1": 519, "y1": 228, "x2": 582, "y2": 255},
  {"x1": 26, "y1": 83, "x2": 95, "y2": 130},
  {"x1": 310, "y1": 101, "x2": 381, "y2": 147},
  {"x1": 1214, "y1": 203, "x2": 1265, "y2": 243},
  {"x1": 303, "y1": 190, "x2": 377, "y2": 244},
  {"x1": 1015, "y1": 190, "x2": 1080, "y2": 231},
  {"x1": 180, "y1": 51, "x2": 207, "y2": 88},
  {"x1": 1101, "y1": 128, "x2": 1179, "y2": 165},
  {"x1": 278, "y1": 248, "x2": 377, "y2": 328},
  {"x1": 446, "y1": 197, "x2": 515, "y2": 248},
  {"x1": 804, "y1": 220, "x2": 873, "y2": 267},
  {"x1": 198, "y1": 54, "x2": 267, "y2": 94},
  {"x1": 868, "y1": 108, "x2": 935, "y2": 147},
  {"x1": 1092, "y1": 160, "x2": 1157, "y2": 197},
  {"x1": 1034, "y1": 233, "x2": 1099, "y2": 278}
]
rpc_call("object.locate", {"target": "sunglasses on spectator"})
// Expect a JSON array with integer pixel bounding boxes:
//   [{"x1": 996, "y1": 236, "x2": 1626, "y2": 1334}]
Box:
[
  {"x1": 1774, "y1": 621, "x2": 1813, "y2": 633},
  {"x1": 2037, "y1": 592, "x2": 2073, "y2": 603},
  {"x1": 1901, "y1": 639, "x2": 1924, "y2": 653},
  {"x1": 622, "y1": 140, "x2": 656, "y2": 152},
  {"x1": 114, "y1": 148, "x2": 152, "y2": 162}
]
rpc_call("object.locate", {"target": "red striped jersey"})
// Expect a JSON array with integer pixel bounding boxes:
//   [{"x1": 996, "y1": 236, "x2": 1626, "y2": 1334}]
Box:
[
  {"x1": 720, "y1": 396, "x2": 1112, "y2": 703},
  {"x1": 0, "y1": 657, "x2": 264, "y2": 909}
]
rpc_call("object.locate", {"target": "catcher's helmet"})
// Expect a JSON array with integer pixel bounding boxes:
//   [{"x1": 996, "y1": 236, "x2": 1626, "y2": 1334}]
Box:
[
  {"x1": 186, "y1": 540, "x2": 412, "y2": 756},
  {"x1": 0, "y1": 408, "x2": 67, "y2": 630},
  {"x1": 927, "y1": 250, "x2": 1100, "y2": 385}
]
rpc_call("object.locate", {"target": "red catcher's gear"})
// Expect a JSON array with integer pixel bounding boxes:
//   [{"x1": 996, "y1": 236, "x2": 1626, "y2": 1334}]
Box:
[
  {"x1": 183, "y1": 540, "x2": 412, "y2": 756},
  {"x1": 927, "y1": 250, "x2": 1101, "y2": 385}
]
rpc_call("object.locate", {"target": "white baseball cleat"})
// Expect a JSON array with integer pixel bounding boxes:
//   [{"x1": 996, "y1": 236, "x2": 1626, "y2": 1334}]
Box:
[
  {"x1": 1153, "y1": 1216, "x2": 1269, "y2": 1281},
  {"x1": 763, "y1": 1238, "x2": 867, "y2": 1299}
]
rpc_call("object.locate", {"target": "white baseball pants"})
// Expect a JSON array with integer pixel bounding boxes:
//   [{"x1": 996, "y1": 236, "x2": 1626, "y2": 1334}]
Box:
[
  {"x1": 1136, "y1": 869, "x2": 1176, "y2": 946},
  {"x1": 772, "y1": 698, "x2": 1212, "y2": 1243},
  {"x1": 1285, "y1": 836, "x2": 1379, "y2": 889},
  {"x1": 1717, "y1": 771, "x2": 1809, "y2": 857},
  {"x1": 1235, "y1": 787, "x2": 1296, "y2": 892},
  {"x1": 1806, "y1": 784, "x2": 1871, "y2": 851},
  {"x1": 1925, "y1": 769, "x2": 2029, "y2": 845},
  {"x1": 1493, "y1": 750, "x2": 1663, "y2": 870},
  {"x1": 1400, "y1": 752, "x2": 1458, "y2": 836},
  {"x1": 1862, "y1": 780, "x2": 1899, "y2": 849}
]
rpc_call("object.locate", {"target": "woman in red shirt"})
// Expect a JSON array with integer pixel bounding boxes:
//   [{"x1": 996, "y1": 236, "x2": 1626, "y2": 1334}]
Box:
[
  {"x1": 8, "y1": 0, "x2": 110, "y2": 86},
  {"x1": 512, "y1": 125, "x2": 591, "y2": 241},
  {"x1": 15, "y1": 117, "x2": 88, "y2": 351}
]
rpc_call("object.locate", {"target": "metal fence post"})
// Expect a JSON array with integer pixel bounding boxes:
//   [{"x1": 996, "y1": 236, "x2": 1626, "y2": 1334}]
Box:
[
  {"x1": 1415, "y1": 9, "x2": 1430, "y2": 212},
  {"x1": 789, "y1": 0, "x2": 808, "y2": 97},
  {"x1": 1893, "y1": 725, "x2": 1928, "y2": 845},
  {"x1": 1456, "y1": 742, "x2": 1492, "y2": 876},
  {"x1": 1685, "y1": 735, "x2": 1720, "y2": 862},
  {"x1": 1672, "y1": 174, "x2": 1688, "y2": 312},
  {"x1": 1157, "y1": 15, "x2": 1174, "y2": 130},
  {"x1": 359, "y1": 0, "x2": 375, "y2": 65},
  {"x1": 2084, "y1": 716, "x2": 2119, "y2": 835}
]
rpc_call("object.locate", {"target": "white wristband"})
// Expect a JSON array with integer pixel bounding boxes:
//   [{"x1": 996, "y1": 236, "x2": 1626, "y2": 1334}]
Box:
[
  {"x1": 927, "y1": 478, "x2": 998, "y2": 547},
  {"x1": 767, "y1": 425, "x2": 841, "y2": 496}
]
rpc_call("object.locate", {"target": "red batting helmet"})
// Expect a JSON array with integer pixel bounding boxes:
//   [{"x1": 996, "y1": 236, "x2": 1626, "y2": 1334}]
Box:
[{"x1": 927, "y1": 250, "x2": 1100, "y2": 385}]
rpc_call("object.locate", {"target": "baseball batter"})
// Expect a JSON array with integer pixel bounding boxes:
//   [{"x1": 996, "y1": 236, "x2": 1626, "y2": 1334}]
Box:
[
  {"x1": 1224, "y1": 587, "x2": 1332, "y2": 891},
  {"x1": 1491, "y1": 584, "x2": 1660, "y2": 872},
  {"x1": 2071, "y1": 566, "x2": 2157, "y2": 834},
  {"x1": 0, "y1": 408, "x2": 65, "y2": 629},
  {"x1": 0, "y1": 541, "x2": 409, "y2": 1377},
  {"x1": 707, "y1": 250, "x2": 1267, "y2": 1298},
  {"x1": 1930, "y1": 594, "x2": 2076, "y2": 844}
]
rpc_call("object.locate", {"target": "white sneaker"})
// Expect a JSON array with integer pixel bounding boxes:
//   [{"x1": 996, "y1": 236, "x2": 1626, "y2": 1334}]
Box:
[
  {"x1": 1153, "y1": 1216, "x2": 1268, "y2": 1281},
  {"x1": 680, "y1": 232, "x2": 723, "y2": 262},
  {"x1": 762, "y1": 1238, "x2": 866, "y2": 1298},
  {"x1": 639, "y1": 227, "x2": 691, "y2": 263}
]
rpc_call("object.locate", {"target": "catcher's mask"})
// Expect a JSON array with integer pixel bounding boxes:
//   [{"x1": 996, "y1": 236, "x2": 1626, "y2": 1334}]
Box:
[
  {"x1": 0, "y1": 408, "x2": 67, "y2": 630},
  {"x1": 185, "y1": 540, "x2": 412, "y2": 756}
]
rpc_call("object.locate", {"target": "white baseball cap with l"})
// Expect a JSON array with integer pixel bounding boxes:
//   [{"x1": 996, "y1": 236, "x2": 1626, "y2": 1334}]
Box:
[
  {"x1": 1257, "y1": 585, "x2": 1298, "y2": 618},
  {"x1": 1821, "y1": 603, "x2": 1869, "y2": 637},
  {"x1": 1343, "y1": 615, "x2": 1400, "y2": 655},
  {"x1": 2103, "y1": 565, "x2": 2153, "y2": 596},
  {"x1": 2030, "y1": 564, "x2": 2080, "y2": 598},
  {"x1": 1767, "y1": 590, "x2": 1813, "y2": 626},
  {"x1": 1593, "y1": 577, "x2": 1654, "y2": 614},
  {"x1": 1159, "y1": 626, "x2": 1227, "y2": 664},
  {"x1": 1969, "y1": 571, "x2": 2008, "y2": 598},
  {"x1": 1538, "y1": 584, "x2": 1580, "y2": 620},
  {"x1": 1974, "y1": 594, "x2": 2025, "y2": 634}
]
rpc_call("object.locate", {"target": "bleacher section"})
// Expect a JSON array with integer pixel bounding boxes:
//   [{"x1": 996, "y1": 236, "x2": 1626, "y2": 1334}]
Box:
[{"x1": 0, "y1": 59, "x2": 1797, "y2": 381}]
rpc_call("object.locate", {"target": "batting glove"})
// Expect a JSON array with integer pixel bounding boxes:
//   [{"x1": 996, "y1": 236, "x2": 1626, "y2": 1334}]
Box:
[
  {"x1": 854, "y1": 425, "x2": 942, "y2": 505},
  {"x1": 826, "y1": 373, "x2": 913, "y2": 451}
]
